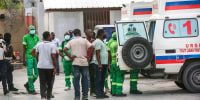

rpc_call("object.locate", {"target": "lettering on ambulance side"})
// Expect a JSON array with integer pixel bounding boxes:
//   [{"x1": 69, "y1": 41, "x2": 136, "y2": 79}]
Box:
[
  {"x1": 165, "y1": 0, "x2": 200, "y2": 11},
  {"x1": 180, "y1": 43, "x2": 200, "y2": 53},
  {"x1": 122, "y1": 10, "x2": 128, "y2": 15}
]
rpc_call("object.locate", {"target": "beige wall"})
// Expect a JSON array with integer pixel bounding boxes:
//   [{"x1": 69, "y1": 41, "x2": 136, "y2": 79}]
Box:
[{"x1": 0, "y1": 10, "x2": 25, "y2": 60}]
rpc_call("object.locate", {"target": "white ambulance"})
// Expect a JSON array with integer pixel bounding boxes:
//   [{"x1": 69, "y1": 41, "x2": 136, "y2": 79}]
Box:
[
  {"x1": 117, "y1": 0, "x2": 200, "y2": 93},
  {"x1": 116, "y1": 1, "x2": 153, "y2": 70}
]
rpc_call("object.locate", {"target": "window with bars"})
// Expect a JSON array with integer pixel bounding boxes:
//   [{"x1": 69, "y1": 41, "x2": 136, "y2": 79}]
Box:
[{"x1": 83, "y1": 10, "x2": 110, "y2": 31}]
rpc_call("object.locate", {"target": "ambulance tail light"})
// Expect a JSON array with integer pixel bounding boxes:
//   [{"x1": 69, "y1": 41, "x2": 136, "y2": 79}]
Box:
[{"x1": 152, "y1": 54, "x2": 156, "y2": 68}]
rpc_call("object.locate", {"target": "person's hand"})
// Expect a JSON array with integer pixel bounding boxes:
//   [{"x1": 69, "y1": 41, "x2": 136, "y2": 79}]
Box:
[
  {"x1": 23, "y1": 59, "x2": 27, "y2": 66},
  {"x1": 70, "y1": 56, "x2": 76, "y2": 61},
  {"x1": 98, "y1": 64, "x2": 102, "y2": 69},
  {"x1": 107, "y1": 65, "x2": 111, "y2": 69},
  {"x1": 87, "y1": 56, "x2": 91, "y2": 62},
  {"x1": 53, "y1": 68, "x2": 57, "y2": 75}
]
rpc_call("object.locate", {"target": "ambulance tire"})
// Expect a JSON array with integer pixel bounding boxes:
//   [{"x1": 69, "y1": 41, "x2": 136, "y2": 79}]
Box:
[
  {"x1": 122, "y1": 37, "x2": 153, "y2": 69},
  {"x1": 183, "y1": 62, "x2": 200, "y2": 93}
]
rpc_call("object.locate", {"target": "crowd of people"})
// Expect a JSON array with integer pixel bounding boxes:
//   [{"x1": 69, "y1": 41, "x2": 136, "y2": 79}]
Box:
[{"x1": 0, "y1": 25, "x2": 142, "y2": 100}]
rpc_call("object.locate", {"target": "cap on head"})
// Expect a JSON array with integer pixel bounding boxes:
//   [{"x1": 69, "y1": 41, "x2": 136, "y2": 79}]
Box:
[
  {"x1": 0, "y1": 39, "x2": 3, "y2": 44},
  {"x1": 112, "y1": 32, "x2": 117, "y2": 39},
  {"x1": 28, "y1": 26, "x2": 35, "y2": 30}
]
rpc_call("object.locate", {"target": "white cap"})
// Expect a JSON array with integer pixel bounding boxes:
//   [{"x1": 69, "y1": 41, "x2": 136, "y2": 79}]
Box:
[{"x1": 0, "y1": 39, "x2": 3, "y2": 43}]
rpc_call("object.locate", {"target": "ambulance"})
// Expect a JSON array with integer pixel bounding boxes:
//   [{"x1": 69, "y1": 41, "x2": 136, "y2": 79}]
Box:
[
  {"x1": 116, "y1": 1, "x2": 153, "y2": 71},
  {"x1": 117, "y1": 0, "x2": 200, "y2": 93}
]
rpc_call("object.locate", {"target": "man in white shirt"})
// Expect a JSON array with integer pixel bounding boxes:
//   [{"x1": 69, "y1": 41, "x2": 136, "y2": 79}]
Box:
[
  {"x1": 51, "y1": 32, "x2": 60, "y2": 75},
  {"x1": 31, "y1": 31, "x2": 57, "y2": 100},
  {"x1": 0, "y1": 39, "x2": 9, "y2": 95}
]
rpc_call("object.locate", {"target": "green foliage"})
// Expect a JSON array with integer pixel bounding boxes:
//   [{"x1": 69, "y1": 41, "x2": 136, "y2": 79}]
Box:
[{"x1": 0, "y1": 0, "x2": 23, "y2": 9}]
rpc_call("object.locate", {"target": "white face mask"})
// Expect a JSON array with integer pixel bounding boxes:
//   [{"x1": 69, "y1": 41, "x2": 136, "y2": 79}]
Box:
[{"x1": 30, "y1": 30, "x2": 36, "y2": 34}]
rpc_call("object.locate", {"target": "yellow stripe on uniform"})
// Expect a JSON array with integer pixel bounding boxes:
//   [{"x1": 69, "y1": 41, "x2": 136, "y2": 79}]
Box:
[
  {"x1": 65, "y1": 76, "x2": 70, "y2": 79},
  {"x1": 28, "y1": 76, "x2": 33, "y2": 78},
  {"x1": 23, "y1": 42, "x2": 27, "y2": 45},
  {"x1": 130, "y1": 79, "x2": 138, "y2": 81},
  {"x1": 111, "y1": 53, "x2": 116, "y2": 56},
  {"x1": 33, "y1": 74, "x2": 38, "y2": 78},
  {"x1": 112, "y1": 82, "x2": 117, "y2": 85},
  {"x1": 59, "y1": 47, "x2": 62, "y2": 50},
  {"x1": 105, "y1": 78, "x2": 108, "y2": 80},
  {"x1": 116, "y1": 83, "x2": 123, "y2": 86}
]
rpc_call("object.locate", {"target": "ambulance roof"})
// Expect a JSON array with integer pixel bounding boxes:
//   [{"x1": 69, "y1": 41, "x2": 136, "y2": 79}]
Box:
[
  {"x1": 121, "y1": 0, "x2": 153, "y2": 21},
  {"x1": 150, "y1": 0, "x2": 200, "y2": 20}
]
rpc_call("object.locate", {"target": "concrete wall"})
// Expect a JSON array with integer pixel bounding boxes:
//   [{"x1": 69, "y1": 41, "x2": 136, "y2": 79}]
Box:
[
  {"x1": 110, "y1": 10, "x2": 121, "y2": 25},
  {"x1": 0, "y1": 10, "x2": 25, "y2": 59}
]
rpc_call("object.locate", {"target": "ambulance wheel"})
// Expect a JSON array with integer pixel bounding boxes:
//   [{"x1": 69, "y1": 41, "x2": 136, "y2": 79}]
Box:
[
  {"x1": 122, "y1": 37, "x2": 153, "y2": 69},
  {"x1": 183, "y1": 62, "x2": 200, "y2": 93},
  {"x1": 174, "y1": 81, "x2": 185, "y2": 89}
]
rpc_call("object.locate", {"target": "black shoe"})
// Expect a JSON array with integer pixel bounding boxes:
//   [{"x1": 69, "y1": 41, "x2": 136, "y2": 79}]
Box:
[
  {"x1": 9, "y1": 87, "x2": 18, "y2": 91},
  {"x1": 28, "y1": 90, "x2": 37, "y2": 95},
  {"x1": 51, "y1": 94, "x2": 55, "y2": 98},
  {"x1": 115, "y1": 93, "x2": 127, "y2": 97},
  {"x1": 24, "y1": 83, "x2": 29, "y2": 92},
  {"x1": 130, "y1": 90, "x2": 142, "y2": 94},
  {"x1": 96, "y1": 95, "x2": 104, "y2": 99},
  {"x1": 4, "y1": 90, "x2": 9, "y2": 95},
  {"x1": 74, "y1": 96, "x2": 80, "y2": 100},
  {"x1": 111, "y1": 94, "x2": 116, "y2": 96},
  {"x1": 82, "y1": 96, "x2": 88, "y2": 100},
  {"x1": 103, "y1": 94, "x2": 109, "y2": 98}
]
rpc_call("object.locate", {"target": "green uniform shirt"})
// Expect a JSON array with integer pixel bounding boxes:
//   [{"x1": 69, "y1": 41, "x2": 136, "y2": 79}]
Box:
[
  {"x1": 95, "y1": 39, "x2": 108, "y2": 65},
  {"x1": 107, "y1": 40, "x2": 117, "y2": 64},
  {"x1": 59, "y1": 41, "x2": 72, "y2": 61},
  {"x1": 23, "y1": 34, "x2": 39, "y2": 59},
  {"x1": 107, "y1": 38, "x2": 114, "y2": 51}
]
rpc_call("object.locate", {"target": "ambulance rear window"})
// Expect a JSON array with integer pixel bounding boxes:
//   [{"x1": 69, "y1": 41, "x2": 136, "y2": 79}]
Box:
[
  {"x1": 164, "y1": 19, "x2": 198, "y2": 38},
  {"x1": 117, "y1": 22, "x2": 147, "y2": 45}
]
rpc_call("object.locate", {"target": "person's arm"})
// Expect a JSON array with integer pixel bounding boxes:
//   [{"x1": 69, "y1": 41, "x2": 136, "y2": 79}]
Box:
[
  {"x1": 51, "y1": 53, "x2": 57, "y2": 75},
  {"x1": 96, "y1": 50, "x2": 102, "y2": 69},
  {"x1": 30, "y1": 48, "x2": 37, "y2": 58},
  {"x1": 23, "y1": 45, "x2": 27, "y2": 66},
  {"x1": 64, "y1": 47, "x2": 75, "y2": 61},
  {"x1": 88, "y1": 45, "x2": 94, "y2": 61},
  {"x1": 59, "y1": 50, "x2": 64, "y2": 58}
]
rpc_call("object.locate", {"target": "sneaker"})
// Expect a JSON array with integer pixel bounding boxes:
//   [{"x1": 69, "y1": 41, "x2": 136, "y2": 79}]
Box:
[
  {"x1": 115, "y1": 93, "x2": 127, "y2": 97},
  {"x1": 4, "y1": 90, "x2": 9, "y2": 95},
  {"x1": 105, "y1": 88, "x2": 110, "y2": 93},
  {"x1": 24, "y1": 83, "x2": 29, "y2": 92},
  {"x1": 90, "y1": 92, "x2": 96, "y2": 97},
  {"x1": 51, "y1": 94, "x2": 54, "y2": 98},
  {"x1": 64, "y1": 87, "x2": 71, "y2": 91},
  {"x1": 9, "y1": 87, "x2": 18, "y2": 91},
  {"x1": 41, "y1": 97, "x2": 46, "y2": 100},
  {"x1": 130, "y1": 90, "x2": 142, "y2": 94},
  {"x1": 74, "y1": 96, "x2": 80, "y2": 100},
  {"x1": 96, "y1": 95, "x2": 104, "y2": 99},
  {"x1": 28, "y1": 90, "x2": 37, "y2": 95},
  {"x1": 82, "y1": 96, "x2": 88, "y2": 100}
]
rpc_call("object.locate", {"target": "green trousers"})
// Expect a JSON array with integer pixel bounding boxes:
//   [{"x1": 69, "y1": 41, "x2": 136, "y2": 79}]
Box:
[
  {"x1": 63, "y1": 60, "x2": 74, "y2": 87},
  {"x1": 111, "y1": 64, "x2": 125, "y2": 95},
  {"x1": 104, "y1": 70, "x2": 109, "y2": 88},
  {"x1": 26, "y1": 58, "x2": 38, "y2": 91},
  {"x1": 130, "y1": 69, "x2": 139, "y2": 91}
]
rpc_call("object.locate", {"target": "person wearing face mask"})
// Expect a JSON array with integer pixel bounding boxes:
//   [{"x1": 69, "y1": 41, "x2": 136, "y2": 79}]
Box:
[
  {"x1": 22, "y1": 25, "x2": 39, "y2": 94},
  {"x1": 59, "y1": 32, "x2": 74, "y2": 91}
]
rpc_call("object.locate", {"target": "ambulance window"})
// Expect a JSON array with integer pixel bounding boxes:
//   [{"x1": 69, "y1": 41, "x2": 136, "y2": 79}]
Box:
[
  {"x1": 164, "y1": 19, "x2": 198, "y2": 38},
  {"x1": 148, "y1": 21, "x2": 156, "y2": 42},
  {"x1": 117, "y1": 22, "x2": 147, "y2": 45}
]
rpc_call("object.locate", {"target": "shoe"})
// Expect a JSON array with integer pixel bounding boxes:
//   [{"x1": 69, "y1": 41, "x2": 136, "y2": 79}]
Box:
[
  {"x1": 41, "y1": 97, "x2": 46, "y2": 100},
  {"x1": 96, "y1": 95, "x2": 104, "y2": 99},
  {"x1": 4, "y1": 90, "x2": 9, "y2": 95},
  {"x1": 28, "y1": 90, "x2": 37, "y2": 95},
  {"x1": 74, "y1": 96, "x2": 80, "y2": 100},
  {"x1": 51, "y1": 94, "x2": 54, "y2": 98},
  {"x1": 130, "y1": 90, "x2": 142, "y2": 94},
  {"x1": 115, "y1": 93, "x2": 127, "y2": 97},
  {"x1": 111, "y1": 94, "x2": 116, "y2": 96},
  {"x1": 9, "y1": 87, "x2": 18, "y2": 91},
  {"x1": 103, "y1": 94, "x2": 109, "y2": 98},
  {"x1": 64, "y1": 87, "x2": 71, "y2": 91},
  {"x1": 24, "y1": 83, "x2": 29, "y2": 92},
  {"x1": 82, "y1": 96, "x2": 88, "y2": 100},
  {"x1": 105, "y1": 88, "x2": 110, "y2": 93},
  {"x1": 90, "y1": 92, "x2": 96, "y2": 97}
]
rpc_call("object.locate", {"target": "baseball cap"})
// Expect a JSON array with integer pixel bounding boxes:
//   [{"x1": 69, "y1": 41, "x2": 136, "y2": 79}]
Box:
[
  {"x1": 0, "y1": 39, "x2": 3, "y2": 43},
  {"x1": 28, "y1": 26, "x2": 35, "y2": 30}
]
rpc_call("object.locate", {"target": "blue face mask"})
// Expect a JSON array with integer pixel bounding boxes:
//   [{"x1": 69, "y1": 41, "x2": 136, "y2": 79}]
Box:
[
  {"x1": 30, "y1": 30, "x2": 35, "y2": 34},
  {"x1": 65, "y1": 35, "x2": 70, "y2": 40}
]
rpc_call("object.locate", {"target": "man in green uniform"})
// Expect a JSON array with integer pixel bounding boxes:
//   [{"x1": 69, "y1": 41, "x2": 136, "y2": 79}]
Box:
[
  {"x1": 107, "y1": 32, "x2": 126, "y2": 97},
  {"x1": 23, "y1": 26, "x2": 39, "y2": 94},
  {"x1": 59, "y1": 32, "x2": 74, "y2": 90},
  {"x1": 130, "y1": 69, "x2": 142, "y2": 94}
]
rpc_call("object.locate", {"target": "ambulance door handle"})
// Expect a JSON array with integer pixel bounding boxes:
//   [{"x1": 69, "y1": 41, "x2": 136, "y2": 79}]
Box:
[{"x1": 165, "y1": 49, "x2": 176, "y2": 54}]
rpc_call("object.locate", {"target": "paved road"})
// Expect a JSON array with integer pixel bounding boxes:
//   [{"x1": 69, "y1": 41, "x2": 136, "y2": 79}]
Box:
[{"x1": 0, "y1": 68, "x2": 199, "y2": 100}]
